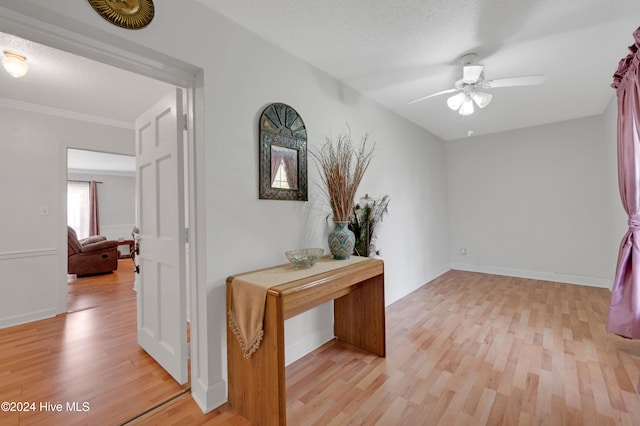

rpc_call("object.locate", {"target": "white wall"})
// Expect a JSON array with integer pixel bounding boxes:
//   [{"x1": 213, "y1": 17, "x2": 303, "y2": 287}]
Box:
[
  {"x1": 0, "y1": 0, "x2": 449, "y2": 412},
  {"x1": 196, "y1": 1, "x2": 450, "y2": 398},
  {"x1": 0, "y1": 105, "x2": 133, "y2": 328},
  {"x1": 447, "y1": 109, "x2": 623, "y2": 287},
  {"x1": 0, "y1": 0, "x2": 628, "y2": 414},
  {"x1": 67, "y1": 171, "x2": 136, "y2": 242}
]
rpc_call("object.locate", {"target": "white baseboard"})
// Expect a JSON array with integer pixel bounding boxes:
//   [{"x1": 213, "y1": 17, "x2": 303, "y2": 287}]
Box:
[
  {"x1": 285, "y1": 323, "x2": 335, "y2": 366},
  {"x1": 387, "y1": 263, "x2": 451, "y2": 305},
  {"x1": 0, "y1": 307, "x2": 58, "y2": 329},
  {"x1": 191, "y1": 377, "x2": 227, "y2": 414},
  {"x1": 450, "y1": 263, "x2": 612, "y2": 289},
  {"x1": 428, "y1": 264, "x2": 453, "y2": 284}
]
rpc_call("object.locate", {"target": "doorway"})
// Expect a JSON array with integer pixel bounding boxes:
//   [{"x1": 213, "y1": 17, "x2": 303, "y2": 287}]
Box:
[
  {"x1": 0, "y1": 23, "x2": 204, "y2": 419},
  {"x1": 66, "y1": 149, "x2": 137, "y2": 313}
]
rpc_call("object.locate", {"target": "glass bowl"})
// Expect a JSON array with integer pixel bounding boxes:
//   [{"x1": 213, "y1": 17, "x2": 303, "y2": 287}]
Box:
[{"x1": 285, "y1": 248, "x2": 324, "y2": 269}]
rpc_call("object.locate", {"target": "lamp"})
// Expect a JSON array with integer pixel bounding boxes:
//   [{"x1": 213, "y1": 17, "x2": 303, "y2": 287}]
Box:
[
  {"x1": 3, "y1": 50, "x2": 28, "y2": 78},
  {"x1": 446, "y1": 90, "x2": 492, "y2": 115}
]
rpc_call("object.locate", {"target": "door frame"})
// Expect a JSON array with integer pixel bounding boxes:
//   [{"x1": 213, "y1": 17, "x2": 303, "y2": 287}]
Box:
[{"x1": 0, "y1": 11, "x2": 206, "y2": 409}]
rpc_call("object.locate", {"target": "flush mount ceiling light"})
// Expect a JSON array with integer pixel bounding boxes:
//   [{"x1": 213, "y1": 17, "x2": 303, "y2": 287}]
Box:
[
  {"x1": 408, "y1": 53, "x2": 545, "y2": 116},
  {"x1": 2, "y1": 50, "x2": 28, "y2": 78}
]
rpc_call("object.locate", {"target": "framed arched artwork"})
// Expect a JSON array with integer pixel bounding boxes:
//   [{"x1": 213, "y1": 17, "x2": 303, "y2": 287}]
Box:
[{"x1": 259, "y1": 103, "x2": 308, "y2": 201}]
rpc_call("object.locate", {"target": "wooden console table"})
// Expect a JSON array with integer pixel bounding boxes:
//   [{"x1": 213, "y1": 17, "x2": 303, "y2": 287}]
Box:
[{"x1": 226, "y1": 256, "x2": 385, "y2": 426}]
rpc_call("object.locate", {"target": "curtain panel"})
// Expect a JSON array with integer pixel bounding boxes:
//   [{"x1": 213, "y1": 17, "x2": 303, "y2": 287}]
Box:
[
  {"x1": 270, "y1": 151, "x2": 284, "y2": 186},
  {"x1": 282, "y1": 154, "x2": 297, "y2": 189},
  {"x1": 608, "y1": 27, "x2": 640, "y2": 342},
  {"x1": 608, "y1": 27, "x2": 640, "y2": 395},
  {"x1": 89, "y1": 180, "x2": 100, "y2": 236},
  {"x1": 68, "y1": 180, "x2": 100, "y2": 239}
]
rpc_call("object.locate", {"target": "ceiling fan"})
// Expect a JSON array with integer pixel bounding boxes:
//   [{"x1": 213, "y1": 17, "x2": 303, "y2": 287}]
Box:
[{"x1": 408, "y1": 53, "x2": 545, "y2": 115}]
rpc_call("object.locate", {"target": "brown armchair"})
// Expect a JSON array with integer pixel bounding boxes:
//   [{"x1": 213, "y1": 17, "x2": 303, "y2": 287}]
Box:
[{"x1": 68, "y1": 226, "x2": 119, "y2": 275}]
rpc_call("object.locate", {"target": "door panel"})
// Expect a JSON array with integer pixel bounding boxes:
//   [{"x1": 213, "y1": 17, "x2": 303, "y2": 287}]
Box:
[{"x1": 135, "y1": 88, "x2": 188, "y2": 385}]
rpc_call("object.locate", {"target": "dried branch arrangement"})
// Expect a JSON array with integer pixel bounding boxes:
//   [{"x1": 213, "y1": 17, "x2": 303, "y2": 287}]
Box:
[{"x1": 310, "y1": 126, "x2": 374, "y2": 222}]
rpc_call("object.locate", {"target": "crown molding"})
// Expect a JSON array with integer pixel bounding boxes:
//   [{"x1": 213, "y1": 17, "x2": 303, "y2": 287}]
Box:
[
  {"x1": 0, "y1": 97, "x2": 133, "y2": 129},
  {"x1": 68, "y1": 168, "x2": 135, "y2": 177}
]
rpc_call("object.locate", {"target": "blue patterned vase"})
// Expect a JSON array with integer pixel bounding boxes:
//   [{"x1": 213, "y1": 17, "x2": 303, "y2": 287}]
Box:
[{"x1": 328, "y1": 221, "x2": 355, "y2": 260}]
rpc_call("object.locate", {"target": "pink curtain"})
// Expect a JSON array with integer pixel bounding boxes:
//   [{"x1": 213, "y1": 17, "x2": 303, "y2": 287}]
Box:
[
  {"x1": 88, "y1": 180, "x2": 100, "y2": 236},
  {"x1": 282, "y1": 153, "x2": 297, "y2": 189},
  {"x1": 608, "y1": 27, "x2": 640, "y2": 393},
  {"x1": 270, "y1": 150, "x2": 284, "y2": 186}
]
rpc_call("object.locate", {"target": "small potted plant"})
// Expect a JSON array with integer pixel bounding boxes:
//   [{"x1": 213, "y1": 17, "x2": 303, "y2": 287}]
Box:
[
  {"x1": 311, "y1": 125, "x2": 374, "y2": 259},
  {"x1": 349, "y1": 194, "x2": 390, "y2": 257}
]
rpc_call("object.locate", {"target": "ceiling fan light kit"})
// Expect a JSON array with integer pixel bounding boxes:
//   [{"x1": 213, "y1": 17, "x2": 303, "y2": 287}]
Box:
[
  {"x1": 471, "y1": 91, "x2": 492, "y2": 108},
  {"x1": 459, "y1": 97, "x2": 474, "y2": 116},
  {"x1": 409, "y1": 52, "x2": 545, "y2": 116},
  {"x1": 446, "y1": 91, "x2": 493, "y2": 115},
  {"x1": 446, "y1": 92, "x2": 466, "y2": 110}
]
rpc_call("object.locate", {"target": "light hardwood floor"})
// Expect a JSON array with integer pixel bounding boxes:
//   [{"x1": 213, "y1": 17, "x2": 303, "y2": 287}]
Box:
[
  {"x1": 2, "y1": 270, "x2": 639, "y2": 425},
  {"x1": 134, "y1": 270, "x2": 640, "y2": 425},
  {"x1": 0, "y1": 259, "x2": 189, "y2": 425},
  {"x1": 67, "y1": 258, "x2": 137, "y2": 313}
]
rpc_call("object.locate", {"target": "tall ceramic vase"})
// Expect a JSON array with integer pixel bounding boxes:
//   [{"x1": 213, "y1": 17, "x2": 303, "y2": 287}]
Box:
[{"x1": 328, "y1": 221, "x2": 355, "y2": 260}]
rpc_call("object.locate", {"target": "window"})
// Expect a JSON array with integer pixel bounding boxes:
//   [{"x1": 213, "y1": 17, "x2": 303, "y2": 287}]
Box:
[
  {"x1": 67, "y1": 181, "x2": 90, "y2": 239},
  {"x1": 272, "y1": 158, "x2": 290, "y2": 189}
]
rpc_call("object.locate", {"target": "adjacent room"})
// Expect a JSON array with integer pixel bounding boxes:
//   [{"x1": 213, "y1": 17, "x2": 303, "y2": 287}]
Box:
[
  {"x1": 1, "y1": 1, "x2": 639, "y2": 424},
  {"x1": 66, "y1": 149, "x2": 137, "y2": 312}
]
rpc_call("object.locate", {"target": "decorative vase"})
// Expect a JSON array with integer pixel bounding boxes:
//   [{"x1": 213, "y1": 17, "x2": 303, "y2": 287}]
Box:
[{"x1": 328, "y1": 221, "x2": 355, "y2": 260}]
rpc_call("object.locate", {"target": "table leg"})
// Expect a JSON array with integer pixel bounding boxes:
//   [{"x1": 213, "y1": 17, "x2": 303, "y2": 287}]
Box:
[
  {"x1": 227, "y1": 289, "x2": 286, "y2": 426},
  {"x1": 334, "y1": 274, "x2": 386, "y2": 356}
]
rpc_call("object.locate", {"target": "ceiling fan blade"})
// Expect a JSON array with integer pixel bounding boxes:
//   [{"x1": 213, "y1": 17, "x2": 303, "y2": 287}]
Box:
[
  {"x1": 481, "y1": 75, "x2": 545, "y2": 88},
  {"x1": 463, "y1": 65, "x2": 484, "y2": 84},
  {"x1": 408, "y1": 88, "x2": 458, "y2": 105}
]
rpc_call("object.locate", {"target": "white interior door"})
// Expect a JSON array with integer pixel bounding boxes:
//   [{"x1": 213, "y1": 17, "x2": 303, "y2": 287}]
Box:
[{"x1": 135, "y1": 88, "x2": 188, "y2": 385}]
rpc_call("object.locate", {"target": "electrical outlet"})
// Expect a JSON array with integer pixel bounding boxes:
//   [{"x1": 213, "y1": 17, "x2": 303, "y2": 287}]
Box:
[
  {"x1": 460, "y1": 247, "x2": 467, "y2": 255},
  {"x1": 39, "y1": 205, "x2": 49, "y2": 216}
]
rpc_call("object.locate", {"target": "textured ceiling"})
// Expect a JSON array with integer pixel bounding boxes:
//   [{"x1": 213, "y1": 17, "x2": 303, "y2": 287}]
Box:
[
  {"x1": 0, "y1": 31, "x2": 173, "y2": 127},
  {"x1": 1, "y1": 1, "x2": 639, "y2": 142},
  {"x1": 0, "y1": 31, "x2": 172, "y2": 173},
  {"x1": 199, "y1": 0, "x2": 640, "y2": 140}
]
